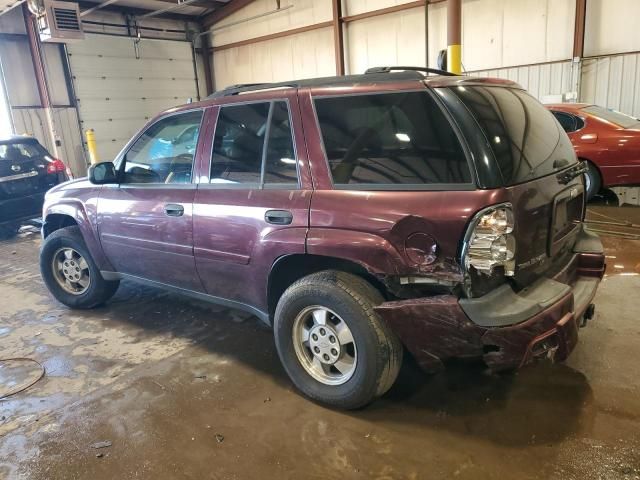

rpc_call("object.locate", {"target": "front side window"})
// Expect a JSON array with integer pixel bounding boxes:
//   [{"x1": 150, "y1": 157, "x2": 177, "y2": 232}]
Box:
[
  {"x1": 210, "y1": 101, "x2": 298, "y2": 186},
  {"x1": 314, "y1": 91, "x2": 471, "y2": 186},
  {"x1": 122, "y1": 110, "x2": 203, "y2": 184}
]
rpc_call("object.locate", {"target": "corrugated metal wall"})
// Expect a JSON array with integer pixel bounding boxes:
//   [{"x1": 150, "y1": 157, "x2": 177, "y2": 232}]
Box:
[
  {"x1": 581, "y1": 53, "x2": 640, "y2": 118},
  {"x1": 213, "y1": 27, "x2": 336, "y2": 89},
  {"x1": 471, "y1": 61, "x2": 576, "y2": 102},
  {"x1": 211, "y1": 0, "x2": 334, "y2": 89},
  {"x1": 345, "y1": 5, "x2": 425, "y2": 75},
  {"x1": 11, "y1": 107, "x2": 85, "y2": 177}
]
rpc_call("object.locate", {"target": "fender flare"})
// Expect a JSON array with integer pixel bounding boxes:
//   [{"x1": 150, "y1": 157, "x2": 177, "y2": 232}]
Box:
[{"x1": 43, "y1": 201, "x2": 113, "y2": 271}]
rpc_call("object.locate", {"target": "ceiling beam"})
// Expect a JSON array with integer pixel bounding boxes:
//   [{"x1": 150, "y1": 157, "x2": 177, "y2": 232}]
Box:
[
  {"x1": 76, "y1": 0, "x2": 199, "y2": 20},
  {"x1": 202, "y1": 0, "x2": 255, "y2": 28},
  {"x1": 152, "y1": 0, "x2": 226, "y2": 9}
]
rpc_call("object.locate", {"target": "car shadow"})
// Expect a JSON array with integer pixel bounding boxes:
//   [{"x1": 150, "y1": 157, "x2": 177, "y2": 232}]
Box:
[
  {"x1": 359, "y1": 354, "x2": 593, "y2": 447},
  {"x1": 85, "y1": 278, "x2": 593, "y2": 448}
]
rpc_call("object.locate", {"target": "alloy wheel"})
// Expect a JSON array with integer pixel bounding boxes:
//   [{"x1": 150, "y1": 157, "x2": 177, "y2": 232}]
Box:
[{"x1": 292, "y1": 306, "x2": 357, "y2": 386}]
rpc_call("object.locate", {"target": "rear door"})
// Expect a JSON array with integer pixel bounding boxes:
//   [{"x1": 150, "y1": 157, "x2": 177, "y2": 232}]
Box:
[
  {"x1": 192, "y1": 92, "x2": 312, "y2": 314},
  {"x1": 97, "y1": 109, "x2": 204, "y2": 291},
  {"x1": 446, "y1": 85, "x2": 584, "y2": 285}
]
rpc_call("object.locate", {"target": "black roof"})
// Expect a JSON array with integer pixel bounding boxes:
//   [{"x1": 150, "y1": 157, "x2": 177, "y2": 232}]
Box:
[
  {"x1": 206, "y1": 70, "x2": 432, "y2": 99},
  {"x1": 0, "y1": 135, "x2": 41, "y2": 145}
]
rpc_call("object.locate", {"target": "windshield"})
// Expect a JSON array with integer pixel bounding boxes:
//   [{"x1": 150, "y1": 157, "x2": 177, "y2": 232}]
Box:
[
  {"x1": 448, "y1": 86, "x2": 577, "y2": 185},
  {"x1": 582, "y1": 105, "x2": 640, "y2": 129}
]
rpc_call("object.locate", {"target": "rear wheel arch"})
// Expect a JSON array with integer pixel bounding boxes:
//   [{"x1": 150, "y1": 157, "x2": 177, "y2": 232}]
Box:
[{"x1": 267, "y1": 254, "x2": 389, "y2": 318}]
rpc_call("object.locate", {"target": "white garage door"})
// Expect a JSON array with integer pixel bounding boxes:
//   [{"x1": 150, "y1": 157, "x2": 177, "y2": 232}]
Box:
[{"x1": 67, "y1": 33, "x2": 198, "y2": 162}]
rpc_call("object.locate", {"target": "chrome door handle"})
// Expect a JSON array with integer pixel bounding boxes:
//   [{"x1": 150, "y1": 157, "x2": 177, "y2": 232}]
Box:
[
  {"x1": 164, "y1": 204, "x2": 184, "y2": 217},
  {"x1": 265, "y1": 210, "x2": 293, "y2": 225}
]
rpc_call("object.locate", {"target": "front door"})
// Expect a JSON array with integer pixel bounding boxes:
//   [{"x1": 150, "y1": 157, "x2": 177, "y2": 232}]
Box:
[
  {"x1": 193, "y1": 94, "x2": 312, "y2": 314},
  {"x1": 97, "y1": 109, "x2": 205, "y2": 292}
]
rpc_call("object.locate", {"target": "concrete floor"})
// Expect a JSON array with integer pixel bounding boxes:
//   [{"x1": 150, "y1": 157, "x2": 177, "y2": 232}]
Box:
[{"x1": 1, "y1": 206, "x2": 639, "y2": 480}]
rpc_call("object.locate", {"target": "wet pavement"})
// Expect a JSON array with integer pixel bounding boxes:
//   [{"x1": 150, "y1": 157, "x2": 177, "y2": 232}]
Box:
[{"x1": 1, "y1": 208, "x2": 640, "y2": 480}]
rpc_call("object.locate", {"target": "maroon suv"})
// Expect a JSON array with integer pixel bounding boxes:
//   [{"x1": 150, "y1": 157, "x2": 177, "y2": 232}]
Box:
[{"x1": 39, "y1": 68, "x2": 605, "y2": 409}]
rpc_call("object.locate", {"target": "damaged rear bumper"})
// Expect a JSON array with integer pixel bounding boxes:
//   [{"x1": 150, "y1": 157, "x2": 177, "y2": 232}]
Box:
[{"x1": 374, "y1": 232, "x2": 606, "y2": 373}]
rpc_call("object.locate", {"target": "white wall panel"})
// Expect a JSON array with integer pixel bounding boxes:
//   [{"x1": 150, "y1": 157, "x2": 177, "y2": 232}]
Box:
[
  {"x1": 213, "y1": 27, "x2": 335, "y2": 89},
  {"x1": 585, "y1": 0, "x2": 640, "y2": 57},
  {"x1": 472, "y1": 61, "x2": 574, "y2": 102},
  {"x1": 0, "y1": 5, "x2": 25, "y2": 32},
  {"x1": 344, "y1": 0, "x2": 419, "y2": 16},
  {"x1": 581, "y1": 53, "x2": 640, "y2": 118},
  {"x1": 426, "y1": 0, "x2": 574, "y2": 72},
  {"x1": 0, "y1": 37, "x2": 39, "y2": 106},
  {"x1": 345, "y1": 6, "x2": 425, "y2": 75},
  {"x1": 42, "y1": 44, "x2": 72, "y2": 106},
  {"x1": 11, "y1": 107, "x2": 86, "y2": 177},
  {"x1": 427, "y1": 1, "x2": 446, "y2": 68},
  {"x1": 211, "y1": 0, "x2": 332, "y2": 47},
  {"x1": 67, "y1": 34, "x2": 198, "y2": 162}
]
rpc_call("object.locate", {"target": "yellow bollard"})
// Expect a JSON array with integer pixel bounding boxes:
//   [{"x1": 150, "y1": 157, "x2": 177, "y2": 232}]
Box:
[{"x1": 85, "y1": 129, "x2": 99, "y2": 165}]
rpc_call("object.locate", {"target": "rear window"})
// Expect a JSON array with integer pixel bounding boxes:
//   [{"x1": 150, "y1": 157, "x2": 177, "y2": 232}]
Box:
[
  {"x1": 0, "y1": 142, "x2": 47, "y2": 161},
  {"x1": 449, "y1": 86, "x2": 577, "y2": 185},
  {"x1": 314, "y1": 92, "x2": 471, "y2": 187},
  {"x1": 582, "y1": 105, "x2": 640, "y2": 129}
]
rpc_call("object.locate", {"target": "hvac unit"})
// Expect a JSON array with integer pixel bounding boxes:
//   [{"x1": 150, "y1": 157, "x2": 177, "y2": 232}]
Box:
[{"x1": 28, "y1": 0, "x2": 84, "y2": 42}]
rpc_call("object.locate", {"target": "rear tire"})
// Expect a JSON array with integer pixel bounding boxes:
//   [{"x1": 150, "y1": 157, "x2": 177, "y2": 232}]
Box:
[
  {"x1": 274, "y1": 270, "x2": 402, "y2": 409},
  {"x1": 584, "y1": 161, "x2": 602, "y2": 201},
  {"x1": 40, "y1": 226, "x2": 119, "y2": 309}
]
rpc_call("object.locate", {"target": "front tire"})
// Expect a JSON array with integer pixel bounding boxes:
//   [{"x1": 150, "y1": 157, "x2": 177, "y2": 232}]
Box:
[
  {"x1": 40, "y1": 226, "x2": 119, "y2": 309},
  {"x1": 274, "y1": 271, "x2": 402, "y2": 409}
]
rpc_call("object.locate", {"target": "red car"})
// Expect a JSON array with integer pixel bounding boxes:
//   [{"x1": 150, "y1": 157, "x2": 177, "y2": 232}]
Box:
[
  {"x1": 548, "y1": 103, "x2": 640, "y2": 198},
  {"x1": 39, "y1": 69, "x2": 604, "y2": 408}
]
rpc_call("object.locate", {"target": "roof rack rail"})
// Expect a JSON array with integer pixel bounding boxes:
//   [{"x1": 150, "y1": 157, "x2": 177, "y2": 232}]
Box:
[
  {"x1": 364, "y1": 66, "x2": 458, "y2": 77},
  {"x1": 207, "y1": 81, "x2": 299, "y2": 99}
]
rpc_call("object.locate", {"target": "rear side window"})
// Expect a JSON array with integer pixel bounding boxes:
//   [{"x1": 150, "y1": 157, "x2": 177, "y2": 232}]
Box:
[
  {"x1": 210, "y1": 101, "x2": 298, "y2": 186},
  {"x1": 449, "y1": 86, "x2": 577, "y2": 185},
  {"x1": 552, "y1": 111, "x2": 577, "y2": 133},
  {"x1": 314, "y1": 92, "x2": 471, "y2": 187}
]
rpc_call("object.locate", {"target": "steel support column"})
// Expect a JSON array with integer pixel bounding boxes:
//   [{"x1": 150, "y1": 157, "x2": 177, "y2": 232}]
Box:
[
  {"x1": 22, "y1": 4, "x2": 61, "y2": 158},
  {"x1": 573, "y1": 0, "x2": 587, "y2": 59},
  {"x1": 332, "y1": 0, "x2": 345, "y2": 76},
  {"x1": 446, "y1": 0, "x2": 461, "y2": 74}
]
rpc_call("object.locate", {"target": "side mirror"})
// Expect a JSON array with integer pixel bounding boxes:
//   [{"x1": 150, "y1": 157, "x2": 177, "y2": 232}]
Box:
[{"x1": 88, "y1": 162, "x2": 118, "y2": 185}]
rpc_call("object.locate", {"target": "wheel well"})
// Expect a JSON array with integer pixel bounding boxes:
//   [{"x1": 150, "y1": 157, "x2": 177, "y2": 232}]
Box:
[
  {"x1": 267, "y1": 254, "x2": 388, "y2": 317},
  {"x1": 579, "y1": 157, "x2": 601, "y2": 177},
  {"x1": 43, "y1": 214, "x2": 78, "y2": 238}
]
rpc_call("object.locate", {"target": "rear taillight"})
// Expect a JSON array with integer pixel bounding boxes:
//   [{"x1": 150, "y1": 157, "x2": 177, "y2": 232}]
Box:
[
  {"x1": 46, "y1": 158, "x2": 66, "y2": 174},
  {"x1": 462, "y1": 203, "x2": 516, "y2": 276}
]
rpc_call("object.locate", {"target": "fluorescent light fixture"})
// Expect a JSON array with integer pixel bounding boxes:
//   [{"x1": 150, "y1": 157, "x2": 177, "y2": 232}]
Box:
[
  {"x1": 395, "y1": 133, "x2": 411, "y2": 142},
  {"x1": 280, "y1": 158, "x2": 296, "y2": 164}
]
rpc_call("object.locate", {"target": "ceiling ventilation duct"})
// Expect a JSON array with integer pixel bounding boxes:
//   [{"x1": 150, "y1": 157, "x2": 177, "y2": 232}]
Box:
[{"x1": 28, "y1": 0, "x2": 84, "y2": 42}]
